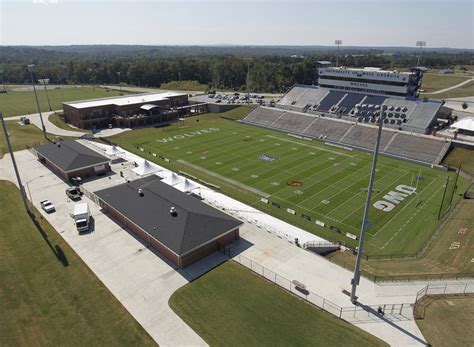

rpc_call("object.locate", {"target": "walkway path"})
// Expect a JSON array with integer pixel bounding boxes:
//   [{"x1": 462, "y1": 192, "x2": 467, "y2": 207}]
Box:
[
  {"x1": 424, "y1": 78, "x2": 474, "y2": 95},
  {"x1": 6, "y1": 111, "x2": 130, "y2": 138},
  {"x1": 0, "y1": 151, "x2": 208, "y2": 347}
]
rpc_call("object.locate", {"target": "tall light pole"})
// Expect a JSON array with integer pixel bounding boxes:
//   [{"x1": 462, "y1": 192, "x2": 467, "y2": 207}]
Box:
[
  {"x1": 38, "y1": 78, "x2": 52, "y2": 111},
  {"x1": 416, "y1": 41, "x2": 426, "y2": 67},
  {"x1": 244, "y1": 58, "x2": 252, "y2": 105},
  {"x1": 116, "y1": 71, "x2": 122, "y2": 95},
  {"x1": 88, "y1": 68, "x2": 95, "y2": 91},
  {"x1": 350, "y1": 105, "x2": 386, "y2": 304},
  {"x1": 0, "y1": 68, "x2": 7, "y2": 93},
  {"x1": 27, "y1": 64, "x2": 47, "y2": 139},
  {"x1": 335, "y1": 40, "x2": 342, "y2": 66},
  {"x1": 1, "y1": 113, "x2": 30, "y2": 213}
]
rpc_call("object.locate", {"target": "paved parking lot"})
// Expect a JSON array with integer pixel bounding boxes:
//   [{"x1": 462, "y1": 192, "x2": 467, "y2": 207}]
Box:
[{"x1": 0, "y1": 150, "x2": 214, "y2": 346}]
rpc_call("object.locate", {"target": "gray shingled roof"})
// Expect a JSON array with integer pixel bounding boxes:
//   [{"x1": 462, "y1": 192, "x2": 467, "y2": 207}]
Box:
[
  {"x1": 94, "y1": 176, "x2": 242, "y2": 255},
  {"x1": 35, "y1": 140, "x2": 109, "y2": 172}
]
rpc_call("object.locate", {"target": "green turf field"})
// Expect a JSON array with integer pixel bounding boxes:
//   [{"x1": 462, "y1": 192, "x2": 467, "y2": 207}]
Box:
[
  {"x1": 0, "y1": 86, "x2": 124, "y2": 117},
  {"x1": 112, "y1": 111, "x2": 469, "y2": 257},
  {"x1": 170, "y1": 262, "x2": 386, "y2": 347}
]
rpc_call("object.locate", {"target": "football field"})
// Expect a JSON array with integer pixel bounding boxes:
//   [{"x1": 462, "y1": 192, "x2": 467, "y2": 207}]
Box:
[{"x1": 112, "y1": 112, "x2": 468, "y2": 257}]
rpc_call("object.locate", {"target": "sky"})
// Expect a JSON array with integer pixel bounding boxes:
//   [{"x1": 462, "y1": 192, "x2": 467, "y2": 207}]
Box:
[{"x1": 0, "y1": 0, "x2": 473, "y2": 48}]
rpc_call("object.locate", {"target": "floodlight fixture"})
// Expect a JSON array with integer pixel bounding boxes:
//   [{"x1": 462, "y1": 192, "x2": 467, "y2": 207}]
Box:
[
  {"x1": 335, "y1": 40, "x2": 343, "y2": 66},
  {"x1": 416, "y1": 41, "x2": 427, "y2": 67}
]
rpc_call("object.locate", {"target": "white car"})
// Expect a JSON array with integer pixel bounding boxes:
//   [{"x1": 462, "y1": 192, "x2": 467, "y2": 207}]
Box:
[{"x1": 40, "y1": 200, "x2": 56, "y2": 213}]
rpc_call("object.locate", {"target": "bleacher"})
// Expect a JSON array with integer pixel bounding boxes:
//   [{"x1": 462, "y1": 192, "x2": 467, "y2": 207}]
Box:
[
  {"x1": 274, "y1": 85, "x2": 443, "y2": 135},
  {"x1": 337, "y1": 93, "x2": 366, "y2": 114},
  {"x1": 383, "y1": 133, "x2": 447, "y2": 164},
  {"x1": 241, "y1": 106, "x2": 449, "y2": 164},
  {"x1": 302, "y1": 118, "x2": 352, "y2": 142},
  {"x1": 340, "y1": 126, "x2": 395, "y2": 150},
  {"x1": 271, "y1": 112, "x2": 316, "y2": 133},
  {"x1": 317, "y1": 91, "x2": 347, "y2": 111},
  {"x1": 243, "y1": 107, "x2": 286, "y2": 126}
]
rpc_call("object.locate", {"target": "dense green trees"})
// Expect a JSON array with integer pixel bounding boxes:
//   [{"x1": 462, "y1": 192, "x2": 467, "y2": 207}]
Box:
[{"x1": 0, "y1": 46, "x2": 472, "y2": 93}]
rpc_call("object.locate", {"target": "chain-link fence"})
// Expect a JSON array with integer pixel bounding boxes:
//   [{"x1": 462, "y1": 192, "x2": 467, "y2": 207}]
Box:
[
  {"x1": 414, "y1": 282, "x2": 474, "y2": 319},
  {"x1": 224, "y1": 247, "x2": 414, "y2": 323}
]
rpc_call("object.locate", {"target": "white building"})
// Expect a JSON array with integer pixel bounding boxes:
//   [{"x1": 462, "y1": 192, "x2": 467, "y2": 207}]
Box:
[{"x1": 318, "y1": 67, "x2": 422, "y2": 98}]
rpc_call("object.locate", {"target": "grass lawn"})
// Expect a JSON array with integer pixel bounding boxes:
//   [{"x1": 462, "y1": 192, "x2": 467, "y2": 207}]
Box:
[
  {"x1": 48, "y1": 112, "x2": 92, "y2": 133},
  {"x1": 159, "y1": 80, "x2": 209, "y2": 91},
  {"x1": 0, "y1": 181, "x2": 156, "y2": 346},
  {"x1": 424, "y1": 80, "x2": 474, "y2": 100},
  {"x1": 416, "y1": 295, "x2": 474, "y2": 347},
  {"x1": 326, "y1": 193, "x2": 474, "y2": 280},
  {"x1": 110, "y1": 108, "x2": 469, "y2": 257},
  {"x1": 443, "y1": 146, "x2": 474, "y2": 177},
  {"x1": 0, "y1": 86, "x2": 124, "y2": 117},
  {"x1": 0, "y1": 121, "x2": 59, "y2": 158},
  {"x1": 169, "y1": 262, "x2": 386, "y2": 347},
  {"x1": 420, "y1": 73, "x2": 471, "y2": 93}
]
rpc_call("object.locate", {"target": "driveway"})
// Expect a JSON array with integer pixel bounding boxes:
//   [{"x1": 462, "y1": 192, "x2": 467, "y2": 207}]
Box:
[
  {"x1": 0, "y1": 150, "x2": 211, "y2": 346},
  {"x1": 6, "y1": 111, "x2": 130, "y2": 138}
]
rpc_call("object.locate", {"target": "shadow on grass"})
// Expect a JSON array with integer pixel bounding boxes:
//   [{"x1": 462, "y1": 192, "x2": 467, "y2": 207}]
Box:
[{"x1": 27, "y1": 209, "x2": 69, "y2": 267}]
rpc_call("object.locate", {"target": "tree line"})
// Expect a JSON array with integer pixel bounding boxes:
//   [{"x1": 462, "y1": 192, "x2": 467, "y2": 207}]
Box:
[{"x1": 1, "y1": 46, "x2": 473, "y2": 93}]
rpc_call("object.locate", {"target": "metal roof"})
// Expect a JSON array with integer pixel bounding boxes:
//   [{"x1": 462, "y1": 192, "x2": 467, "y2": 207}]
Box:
[
  {"x1": 35, "y1": 140, "x2": 109, "y2": 172},
  {"x1": 94, "y1": 176, "x2": 242, "y2": 255},
  {"x1": 63, "y1": 92, "x2": 186, "y2": 109},
  {"x1": 452, "y1": 117, "x2": 474, "y2": 131}
]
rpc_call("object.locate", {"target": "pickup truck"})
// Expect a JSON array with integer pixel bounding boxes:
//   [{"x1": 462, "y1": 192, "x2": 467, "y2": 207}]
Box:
[{"x1": 66, "y1": 187, "x2": 81, "y2": 200}]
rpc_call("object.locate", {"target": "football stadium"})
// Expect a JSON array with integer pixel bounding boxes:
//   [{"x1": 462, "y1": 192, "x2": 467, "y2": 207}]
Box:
[{"x1": 111, "y1": 111, "x2": 468, "y2": 258}]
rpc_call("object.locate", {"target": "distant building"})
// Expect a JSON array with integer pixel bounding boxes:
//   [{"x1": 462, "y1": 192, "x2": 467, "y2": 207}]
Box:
[
  {"x1": 317, "y1": 67, "x2": 423, "y2": 98},
  {"x1": 34, "y1": 140, "x2": 110, "y2": 180},
  {"x1": 94, "y1": 176, "x2": 242, "y2": 268},
  {"x1": 63, "y1": 92, "x2": 189, "y2": 130}
]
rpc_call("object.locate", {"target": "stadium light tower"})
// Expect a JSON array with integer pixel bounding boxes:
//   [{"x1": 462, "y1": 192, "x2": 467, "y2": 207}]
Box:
[
  {"x1": 416, "y1": 41, "x2": 426, "y2": 67},
  {"x1": 38, "y1": 78, "x2": 52, "y2": 111},
  {"x1": 350, "y1": 105, "x2": 387, "y2": 304},
  {"x1": 0, "y1": 113, "x2": 30, "y2": 213},
  {"x1": 116, "y1": 71, "x2": 122, "y2": 95},
  {"x1": 335, "y1": 40, "x2": 342, "y2": 66},
  {"x1": 27, "y1": 64, "x2": 47, "y2": 139}
]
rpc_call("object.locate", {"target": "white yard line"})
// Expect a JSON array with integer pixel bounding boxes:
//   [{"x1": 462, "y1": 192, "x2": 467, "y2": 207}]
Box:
[{"x1": 266, "y1": 134, "x2": 354, "y2": 157}]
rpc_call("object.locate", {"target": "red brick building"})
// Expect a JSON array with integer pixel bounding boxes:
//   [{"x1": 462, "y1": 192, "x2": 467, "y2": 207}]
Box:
[
  {"x1": 94, "y1": 176, "x2": 242, "y2": 268},
  {"x1": 34, "y1": 140, "x2": 110, "y2": 180},
  {"x1": 63, "y1": 92, "x2": 189, "y2": 130}
]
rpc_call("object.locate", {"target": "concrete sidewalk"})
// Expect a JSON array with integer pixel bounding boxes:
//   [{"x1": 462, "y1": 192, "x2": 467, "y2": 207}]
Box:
[
  {"x1": 0, "y1": 151, "x2": 208, "y2": 347},
  {"x1": 232, "y1": 224, "x2": 474, "y2": 346},
  {"x1": 6, "y1": 111, "x2": 130, "y2": 138}
]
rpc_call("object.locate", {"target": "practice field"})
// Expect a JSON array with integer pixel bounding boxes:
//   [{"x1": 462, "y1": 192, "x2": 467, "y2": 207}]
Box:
[
  {"x1": 0, "y1": 86, "x2": 124, "y2": 117},
  {"x1": 112, "y1": 111, "x2": 469, "y2": 257},
  {"x1": 170, "y1": 262, "x2": 386, "y2": 347}
]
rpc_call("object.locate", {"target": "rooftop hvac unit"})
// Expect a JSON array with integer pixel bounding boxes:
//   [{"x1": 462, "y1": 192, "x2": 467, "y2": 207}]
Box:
[{"x1": 170, "y1": 206, "x2": 178, "y2": 217}]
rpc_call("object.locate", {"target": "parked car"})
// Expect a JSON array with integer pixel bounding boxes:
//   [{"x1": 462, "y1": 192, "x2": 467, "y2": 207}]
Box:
[
  {"x1": 66, "y1": 187, "x2": 81, "y2": 200},
  {"x1": 40, "y1": 200, "x2": 56, "y2": 213},
  {"x1": 70, "y1": 176, "x2": 82, "y2": 187},
  {"x1": 20, "y1": 117, "x2": 30, "y2": 125},
  {"x1": 216, "y1": 99, "x2": 222, "y2": 103}
]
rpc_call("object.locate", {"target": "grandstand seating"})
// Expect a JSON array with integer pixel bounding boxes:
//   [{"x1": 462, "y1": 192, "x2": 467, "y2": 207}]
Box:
[
  {"x1": 317, "y1": 91, "x2": 347, "y2": 111},
  {"x1": 340, "y1": 126, "x2": 395, "y2": 150},
  {"x1": 337, "y1": 93, "x2": 365, "y2": 114},
  {"x1": 243, "y1": 107, "x2": 286, "y2": 126},
  {"x1": 301, "y1": 118, "x2": 352, "y2": 142},
  {"x1": 241, "y1": 106, "x2": 448, "y2": 164},
  {"x1": 383, "y1": 133, "x2": 447, "y2": 164},
  {"x1": 271, "y1": 112, "x2": 316, "y2": 133}
]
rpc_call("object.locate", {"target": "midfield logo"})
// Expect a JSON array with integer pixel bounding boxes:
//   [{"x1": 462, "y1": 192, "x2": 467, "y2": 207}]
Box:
[
  {"x1": 373, "y1": 185, "x2": 416, "y2": 212},
  {"x1": 156, "y1": 128, "x2": 219, "y2": 143}
]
